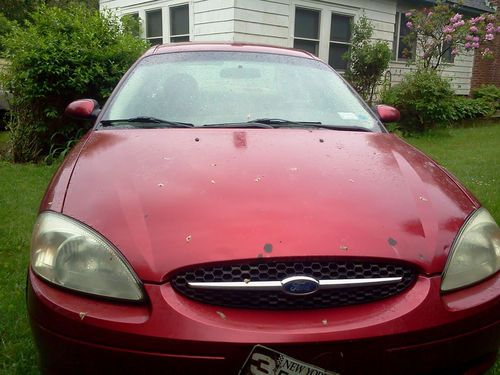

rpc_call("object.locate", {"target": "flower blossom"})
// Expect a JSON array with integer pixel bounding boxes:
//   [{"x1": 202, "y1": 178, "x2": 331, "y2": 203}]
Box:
[
  {"x1": 469, "y1": 26, "x2": 478, "y2": 33},
  {"x1": 497, "y1": 26, "x2": 500, "y2": 33},
  {"x1": 443, "y1": 25, "x2": 455, "y2": 33},
  {"x1": 473, "y1": 36, "x2": 480, "y2": 42},
  {"x1": 485, "y1": 33, "x2": 494, "y2": 41},
  {"x1": 405, "y1": 12, "x2": 412, "y2": 17},
  {"x1": 449, "y1": 13, "x2": 462, "y2": 23},
  {"x1": 465, "y1": 34, "x2": 473, "y2": 41},
  {"x1": 472, "y1": 42, "x2": 480, "y2": 49},
  {"x1": 453, "y1": 20, "x2": 465, "y2": 28},
  {"x1": 464, "y1": 42, "x2": 471, "y2": 49},
  {"x1": 406, "y1": 21, "x2": 413, "y2": 29},
  {"x1": 451, "y1": 49, "x2": 458, "y2": 56}
]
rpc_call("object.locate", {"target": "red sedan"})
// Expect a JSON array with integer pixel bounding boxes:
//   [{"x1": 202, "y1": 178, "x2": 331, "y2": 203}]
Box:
[{"x1": 28, "y1": 43, "x2": 499, "y2": 375}]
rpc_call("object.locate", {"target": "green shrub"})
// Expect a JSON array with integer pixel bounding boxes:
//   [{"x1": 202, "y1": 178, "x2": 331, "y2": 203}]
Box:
[
  {"x1": 0, "y1": 4, "x2": 147, "y2": 162},
  {"x1": 471, "y1": 84, "x2": 500, "y2": 111},
  {"x1": 449, "y1": 97, "x2": 493, "y2": 121},
  {"x1": 0, "y1": 12, "x2": 13, "y2": 53},
  {"x1": 343, "y1": 16, "x2": 392, "y2": 104},
  {"x1": 380, "y1": 69, "x2": 455, "y2": 133}
]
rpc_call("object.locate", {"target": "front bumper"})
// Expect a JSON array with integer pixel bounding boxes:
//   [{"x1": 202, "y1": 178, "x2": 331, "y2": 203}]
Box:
[{"x1": 28, "y1": 269, "x2": 500, "y2": 374}]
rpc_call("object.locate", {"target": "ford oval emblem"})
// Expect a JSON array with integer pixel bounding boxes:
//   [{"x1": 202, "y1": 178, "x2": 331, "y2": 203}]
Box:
[{"x1": 281, "y1": 276, "x2": 320, "y2": 295}]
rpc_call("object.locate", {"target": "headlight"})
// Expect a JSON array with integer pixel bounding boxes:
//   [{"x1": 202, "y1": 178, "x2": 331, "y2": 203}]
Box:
[
  {"x1": 31, "y1": 212, "x2": 144, "y2": 301},
  {"x1": 441, "y1": 208, "x2": 500, "y2": 292}
]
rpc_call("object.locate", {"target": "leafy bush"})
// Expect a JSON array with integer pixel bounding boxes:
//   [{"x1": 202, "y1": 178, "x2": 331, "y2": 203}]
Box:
[
  {"x1": 449, "y1": 97, "x2": 493, "y2": 121},
  {"x1": 380, "y1": 69, "x2": 455, "y2": 133},
  {"x1": 0, "y1": 12, "x2": 13, "y2": 53},
  {"x1": 471, "y1": 84, "x2": 500, "y2": 111},
  {"x1": 343, "y1": 16, "x2": 392, "y2": 104},
  {"x1": 0, "y1": 4, "x2": 147, "y2": 162}
]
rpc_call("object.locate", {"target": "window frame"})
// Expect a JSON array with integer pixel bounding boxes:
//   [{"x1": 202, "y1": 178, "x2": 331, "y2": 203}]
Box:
[
  {"x1": 293, "y1": 7, "x2": 321, "y2": 56},
  {"x1": 441, "y1": 40, "x2": 455, "y2": 64},
  {"x1": 392, "y1": 12, "x2": 415, "y2": 62},
  {"x1": 291, "y1": 2, "x2": 356, "y2": 72},
  {"x1": 169, "y1": 3, "x2": 190, "y2": 43},
  {"x1": 117, "y1": 1, "x2": 192, "y2": 45},
  {"x1": 145, "y1": 8, "x2": 163, "y2": 45},
  {"x1": 328, "y1": 13, "x2": 353, "y2": 71}
]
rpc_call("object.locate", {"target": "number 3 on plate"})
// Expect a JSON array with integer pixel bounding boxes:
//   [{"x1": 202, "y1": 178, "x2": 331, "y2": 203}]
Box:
[{"x1": 250, "y1": 352, "x2": 276, "y2": 375}]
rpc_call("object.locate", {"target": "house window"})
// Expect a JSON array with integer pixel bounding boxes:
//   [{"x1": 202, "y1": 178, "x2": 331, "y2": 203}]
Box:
[
  {"x1": 293, "y1": 8, "x2": 320, "y2": 55},
  {"x1": 442, "y1": 40, "x2": 455, "y2": 63},
  {"x1": 393, "y1": 12, "x2": 415, "y2": 60},
  {"x1": 329, "y1": 14, "x2": 352, "y2": 71},
  {"x1": 170, "y1": 4, "x2": 189, "y2": 43},
  {"x1": 146, "y1": 9, "x2": 163, "y2": 45}
]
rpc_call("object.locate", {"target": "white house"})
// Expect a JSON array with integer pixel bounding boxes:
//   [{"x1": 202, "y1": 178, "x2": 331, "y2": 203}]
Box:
[{"x1": 99, "y1": 0, "x2": 493, "y2": 95}]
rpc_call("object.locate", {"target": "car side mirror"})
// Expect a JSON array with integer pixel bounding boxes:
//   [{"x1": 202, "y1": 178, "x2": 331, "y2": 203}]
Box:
[
  {"x1": 376, "y1": 104, "x2": 400, "y2": 123},
  {"x1": 65, "y1": 99, "x2": 101, "y2": 120}
]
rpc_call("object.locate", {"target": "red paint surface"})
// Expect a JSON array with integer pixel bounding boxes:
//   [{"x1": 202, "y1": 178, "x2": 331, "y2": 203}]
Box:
[
  {"x1": 64, "y1": 99, "x2": 97, "y2": 119},
  {"x1": 376, "y1": 104, "x2": 401, "y2": 123},
  {"x1": 30, "y1": 43, "x2": 499, "y2": 374},
  {"x1": 60, "y1": 129, "x2": 475, "y2": 282},
  {"x1": 28, "y1": 270, "x2": 500, "y2": 374}
]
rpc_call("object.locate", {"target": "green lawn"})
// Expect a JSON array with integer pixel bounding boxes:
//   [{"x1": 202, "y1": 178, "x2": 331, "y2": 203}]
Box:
[
  {"x1": 0, "y1": 123, "x2": 498, "y2": 374},
  {"x1": 404, "y1": 121, "x2": 500, "y2": 223},
  {"x1": 0, "y1": 157, "x2": 59, "y2": 374}
]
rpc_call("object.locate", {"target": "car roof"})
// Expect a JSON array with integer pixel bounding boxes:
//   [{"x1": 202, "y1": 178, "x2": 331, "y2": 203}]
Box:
[{"x1": 145, "y1": 42, "x2": 320, "y2": 61}]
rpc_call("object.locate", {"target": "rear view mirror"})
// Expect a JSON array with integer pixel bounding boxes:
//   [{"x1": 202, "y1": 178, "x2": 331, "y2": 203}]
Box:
[
  {"x1": 65, "y1": 99, "x2": 100, "y2": 120},
  {"x1": 376, "y1": 104, "x2": 400, "y2": 123}
]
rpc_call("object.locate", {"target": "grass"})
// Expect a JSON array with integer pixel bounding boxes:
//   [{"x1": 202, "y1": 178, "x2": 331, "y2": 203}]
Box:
[
  {"x1": 0, "y1": 148, "x2": 59, "y2": 374},
  {"x1": 0, "y1": 123, "x2": 498, "y2": 374},
  {"x1": 404, "y1": 121, "x2": 500, "y2": 223}
]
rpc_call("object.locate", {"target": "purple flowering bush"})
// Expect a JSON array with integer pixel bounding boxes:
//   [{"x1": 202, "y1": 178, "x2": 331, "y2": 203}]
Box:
[{"x1": 404, "y1": 2, "x2": 498, "y2": 70}]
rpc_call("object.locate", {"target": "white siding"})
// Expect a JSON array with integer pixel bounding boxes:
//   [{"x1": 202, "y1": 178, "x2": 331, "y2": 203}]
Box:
[
  {"x1": 193, "y1": 0, "x2": 235, "y2": 41},
  {"x1": 232, "y1": 0, "x2": 290, "y2": 46}
]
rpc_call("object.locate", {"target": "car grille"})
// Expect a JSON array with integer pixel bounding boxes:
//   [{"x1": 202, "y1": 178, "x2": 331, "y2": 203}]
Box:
[{"x1": 171, "y1": 260, "x2": 416, "y2": 310}]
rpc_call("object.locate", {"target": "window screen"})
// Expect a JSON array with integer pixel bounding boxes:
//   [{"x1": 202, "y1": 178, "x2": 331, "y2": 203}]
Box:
[
  {"x1": 328, "y1": 14, "x2": 352, "y2": 70},
  {"x1": 294, "y1": 8, "x2": 320, "y2": 55},
  {"x1": 170, "y1": 4, "x2": 189, "y2": 43},
  {"x1": 146, "y1": 9, "x2": 163, "y2": 45}
]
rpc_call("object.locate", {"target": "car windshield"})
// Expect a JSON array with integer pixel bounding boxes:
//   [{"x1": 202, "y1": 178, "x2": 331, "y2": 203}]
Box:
[{"x1": 102, "y1": 51, "x2": 379, "y2": 130}]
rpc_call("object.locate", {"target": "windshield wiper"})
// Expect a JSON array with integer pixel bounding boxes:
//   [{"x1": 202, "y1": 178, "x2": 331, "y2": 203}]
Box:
[
  {"x1": 100, "y1": 117, "x2": 194, "y2": 128},
  {"x1": 248, "y1": 118, "x2": 322, "y2": 126},
  {"x1": 202, "y1": 122, "x2": 274, "y2": 129},
  {"x1": 248, "y1": 119, "x2": 372, "y2": 132},
  {"x1": 202, "y1": 119, "x2": 373, "y2": 132}
]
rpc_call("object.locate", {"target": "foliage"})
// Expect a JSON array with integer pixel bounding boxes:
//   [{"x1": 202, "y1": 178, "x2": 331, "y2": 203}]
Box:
[
  {"x1": 404, "y1": 2, "x2": 499, "y2": 70},
  {"x1": 471, "y1": 84, "x2": 500, "y2": 111},
  {"x1": 343, "y1": 16, "x2": 392, "y2": 104},
  {"x1": 121, "y1": 13, "x2": 142, "y2": 38},
  {"x1": 380, "y1": 69, "x2": 455, "y2": 133},
  {"x1": 0, "y1": 4, "x2": 147, "y2": 162},
  {"x1": 449, "y1": 97, "x2": 493, "y2": 121},
  {"x1": 0, "y1": 13, "x2": 13, "y2": 53},
  {"x1": 0, "y1": 0, "x2": 98, "y2": 22}
]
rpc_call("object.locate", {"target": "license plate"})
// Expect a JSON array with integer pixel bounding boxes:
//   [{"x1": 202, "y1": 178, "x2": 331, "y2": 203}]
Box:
[{"x1": 239, "y1": 345, "x2": 340, "y2": 375}]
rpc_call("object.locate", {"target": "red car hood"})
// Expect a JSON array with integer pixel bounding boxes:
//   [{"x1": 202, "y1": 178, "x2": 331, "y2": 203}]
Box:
[{"x1": 61, "y1": 129, "x2": 476, "y2": 282}]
